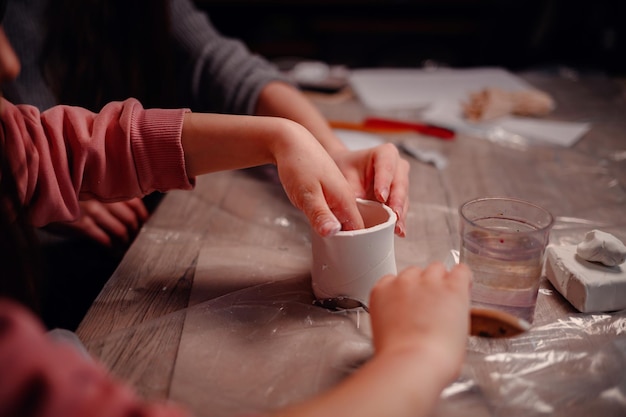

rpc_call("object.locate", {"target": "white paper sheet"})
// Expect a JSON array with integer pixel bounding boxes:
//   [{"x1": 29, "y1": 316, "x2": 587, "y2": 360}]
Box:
[
  {"x1": 333, "y1": 128, "x2": 384, "y2": 150},
  {"x1": 349, "y1": 67, "x2": 591, "y2": 147}
]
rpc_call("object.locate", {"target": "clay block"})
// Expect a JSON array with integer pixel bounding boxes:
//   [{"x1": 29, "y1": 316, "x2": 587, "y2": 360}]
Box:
[{"x1": 545, "y1": 245, "x2": 626, "y2": 313}]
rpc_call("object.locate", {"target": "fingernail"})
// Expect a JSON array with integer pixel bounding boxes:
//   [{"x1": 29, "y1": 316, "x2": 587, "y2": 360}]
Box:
[
  {"x1": 393, "y1": 206, "x2": 402, "y2": 221},
  {"x1": 379, "y1": 187, "x2": 390, "y2": 202},
  {"x1": 318, "y1": 219, "x2": 341, "y2": 237},
  {"x1": 395, "y1": 222, "x2": 406, "y2": 237}
]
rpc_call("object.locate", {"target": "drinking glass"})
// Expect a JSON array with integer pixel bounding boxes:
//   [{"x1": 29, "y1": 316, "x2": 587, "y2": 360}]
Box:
[{"x1": 459, "y1": 197, "x2": 554, "y2": 324}]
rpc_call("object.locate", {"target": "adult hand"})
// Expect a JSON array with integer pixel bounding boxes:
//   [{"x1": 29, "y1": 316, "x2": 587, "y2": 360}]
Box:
[
  {"x1": 330, "y1": 144, "x2": 410, "y2": 237},
  {"x1": 44, "y1": 198, "x2": 149, "y2": 248}
]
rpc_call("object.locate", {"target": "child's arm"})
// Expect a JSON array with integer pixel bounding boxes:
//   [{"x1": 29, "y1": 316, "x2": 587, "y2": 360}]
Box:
[
  {"x1": 181, "y1": 111, "x2": 365, "y2": 236},
  {"x1": 3, "y1": 98, "x2": 364, "y2": 235},
  {"x1": 255, "y1": 81, "x2": 410, "y2": 237},
  {"x1": 0, "y1": 264, "x2": 468, "y2": 417},
  {"x1": 272, "y1": 263, "x2": 472, "y2": 417}
]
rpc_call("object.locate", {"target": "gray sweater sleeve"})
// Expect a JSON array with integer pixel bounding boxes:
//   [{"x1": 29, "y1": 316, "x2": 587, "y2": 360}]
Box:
[
  {"x1": 4, "y1": 0, "x2": 291, "y2": 115},
  {"x1": 169, "y1": 0, "x2": 291, "y2": 115},
  {"x1": 3, "y1": 0, "x2": 58, "y2": 111}
]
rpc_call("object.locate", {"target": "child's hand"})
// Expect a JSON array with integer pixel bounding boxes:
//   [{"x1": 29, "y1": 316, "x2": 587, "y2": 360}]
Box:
[
  {"x1": 252, "y1": 82, "x2": 409, "y2": 235},
  {"x1": 182, "y1": 113, "x2": 366, "y2": 237},
  {"x1": 270, "y1": 263, "x2": 470, "y2": 417},
  {"x1": 329, "y1": 145, "x2": 410, "y2": 237},
  {"x1": 44, "y1": 199, "x2": 149, "y2": 248},
  {"x1": 271, "y1": 122, "x2": 366, "y2": 236},
  {"x1": 368, "y1": 263, "x2": 472, "y2": 383}
]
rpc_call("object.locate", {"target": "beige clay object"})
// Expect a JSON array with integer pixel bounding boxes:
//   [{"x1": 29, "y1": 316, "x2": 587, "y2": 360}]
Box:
[
  {"x1": 463, "y1": 88, "x2": 555, "y2": 122},
  {"x1": 469, "y1": 308, "x2": 530, "y2": 338}
]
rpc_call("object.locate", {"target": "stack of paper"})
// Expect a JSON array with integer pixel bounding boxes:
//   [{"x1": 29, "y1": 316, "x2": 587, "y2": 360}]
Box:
[{"x1": 349, "y1": 67, "x2": 590, "y2": 147}]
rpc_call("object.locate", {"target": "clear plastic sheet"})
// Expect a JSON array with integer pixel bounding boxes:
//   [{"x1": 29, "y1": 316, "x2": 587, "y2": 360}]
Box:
[
  {"x1": 89, "y1": 276, "x2": 373, "y2": 417},
  {"x1": 80, "y1": 72, "x2": 626, "y2": 417},
  {"x1": 88, "y1": 274, "x2": 626, "y2": 417},
  {"x1": 456, "y1": 314, "x2": 626, "y2": 417}
]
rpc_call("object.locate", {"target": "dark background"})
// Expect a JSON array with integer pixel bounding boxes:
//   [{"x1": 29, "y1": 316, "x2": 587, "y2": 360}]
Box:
[{"x1": 194, "y1": 0, "x2": 626, "y2": 76}]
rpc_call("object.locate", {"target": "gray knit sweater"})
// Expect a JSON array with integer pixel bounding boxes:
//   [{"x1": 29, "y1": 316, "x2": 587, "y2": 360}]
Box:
[{"x1": 3, "y1": 0, "x2": 287, "y2": 114}]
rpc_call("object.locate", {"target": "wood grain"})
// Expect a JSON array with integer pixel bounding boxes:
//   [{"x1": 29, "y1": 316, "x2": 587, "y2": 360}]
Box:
[{"x1": 76, "y1": 72, "x2": 626, "y2": 411}]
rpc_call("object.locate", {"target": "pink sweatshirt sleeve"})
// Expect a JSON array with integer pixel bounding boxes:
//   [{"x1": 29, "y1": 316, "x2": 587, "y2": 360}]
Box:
[
  {"x1": 0, "y1": 97, "x2": 194, "y2": 227},
  {"x1": 0, "y1": 298, "x2": 192, "y2": 417}
]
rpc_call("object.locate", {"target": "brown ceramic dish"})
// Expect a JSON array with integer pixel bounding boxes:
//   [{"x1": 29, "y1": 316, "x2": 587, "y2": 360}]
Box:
[{"x1": 469, "y1": 307, "x2": 531, "y2": 338}]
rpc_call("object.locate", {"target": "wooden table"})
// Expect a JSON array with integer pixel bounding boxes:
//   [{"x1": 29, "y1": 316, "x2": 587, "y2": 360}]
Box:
[{"x1": 76, "y1": 70, "x2": 626, "y2": 417}]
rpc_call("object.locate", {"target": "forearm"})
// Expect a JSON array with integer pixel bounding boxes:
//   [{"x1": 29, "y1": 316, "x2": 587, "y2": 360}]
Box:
[
  {"x1": 181, "y1": 111, "x2": 364, "y2": 235},
  {"x1": 275, "y1": 264, "x2": 471, "y2": 417},
  {"x1": 254, "y1": 81, "x2": 348, "y2": 156},
  {"x1": 273, "y1": 347, "x2": 454, "y2": 417},
  {"x1": 181, "y1": 112, "x2": 304, "y2": 177}
]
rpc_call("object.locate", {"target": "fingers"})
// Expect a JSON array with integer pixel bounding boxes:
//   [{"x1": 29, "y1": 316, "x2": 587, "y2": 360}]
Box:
[
  {"x1": 371, "y1": 143, "x2": 399, "y2": 203},
  {"x1": 369, "y1": 262, "x2": 472, "y2": 360},
  {"x1": 386, "y1": 158, "x2": 410, "y2": 237},
  {"x1": 370, "y1": 262, "x2": 470, "y2": 310},
  {"x1": 84, "y1": 201, "x2": 142, "y2": 238},
  {"x1": 301, "y1": 193, "x2": 342, "y2": 237},
  {"x1": 298, "y1": 182, "x2": 365, "y2": 237},
  {"x1": 373, "y1": 263, "x2": 445, "y2": 300},
  {"x1": 68, "y1": 199, "x2": 149, "y2": 247},
  {"x1": 75, "y1": 216, "x2": 113, "y2": 247},
  {"x1": 325, "y1": 184, "x2": 365, "y2": 233},
  {"x1": 331, "y1": 144, "x2": 410, "y2": 238},
  {"x1": 340, "y1": 166, "x2": 368, "y2": 200},
  {"x1": 98, "y1": 203, "x2": 140, "y2": 235},
  {"x1": 276, "y1": 137, "x2": 365, "y2": 236},
  {"x1": 404, "y1": 262, "x2": 471, "y2": 293},
  {"x1": 124, "y1": 197, "x2": 150, "y2": 223},
  {"x1": 446, "y1": 263, "x2": 473, "y2": 290},
  {"x1": 370, "y1": 144, "x2": 410, "y2": 237}
]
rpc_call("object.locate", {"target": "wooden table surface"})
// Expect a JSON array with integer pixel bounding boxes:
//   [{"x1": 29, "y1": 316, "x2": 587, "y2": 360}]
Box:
[{"x1": 76, "y1": 69, "x2": 626, "y2": 417}]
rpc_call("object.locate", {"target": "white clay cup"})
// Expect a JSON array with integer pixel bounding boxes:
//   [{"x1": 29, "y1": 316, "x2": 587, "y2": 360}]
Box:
[{"x1": 311, "y1": 199, "x2": 398, "y2": 307}]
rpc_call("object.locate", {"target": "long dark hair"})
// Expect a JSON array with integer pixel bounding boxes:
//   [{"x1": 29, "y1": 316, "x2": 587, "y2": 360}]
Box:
[{"x1": 41, "y1": 0, "x2": 175, "y2": 111}]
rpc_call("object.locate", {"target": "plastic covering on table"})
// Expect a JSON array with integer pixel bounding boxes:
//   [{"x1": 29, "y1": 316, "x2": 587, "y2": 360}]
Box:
[
  {"x1": 88, "y1": 272, "x2": 626, "y2": 417},
  {"x1": 84, "y1": 71, "x2": 626, "y2": 417}
]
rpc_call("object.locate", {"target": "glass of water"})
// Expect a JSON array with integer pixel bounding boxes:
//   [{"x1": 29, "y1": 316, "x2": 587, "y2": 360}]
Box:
[{"x1": 459, "y1": 197, "x2": 554, "y2": 325}]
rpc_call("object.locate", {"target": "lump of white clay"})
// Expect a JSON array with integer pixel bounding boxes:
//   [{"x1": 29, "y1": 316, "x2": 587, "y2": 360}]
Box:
[{"x1": 576, "y1": 230, "x2": 626, "y2": 267}]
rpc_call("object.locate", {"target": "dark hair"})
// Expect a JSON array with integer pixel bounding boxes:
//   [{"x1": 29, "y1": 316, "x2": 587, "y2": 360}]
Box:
[
  {"x1": 1, "y1": 0, "x2": 42, "y2": 312},
  {"x1": 0, "y1": 0, "x2": 7, "y2": 22},
  {"x1": 41, "y1": 0, "x2": 175, "y2": 111},
  {"x1": 0, "y1": 125, "x2": 42, "y2": 312}
]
